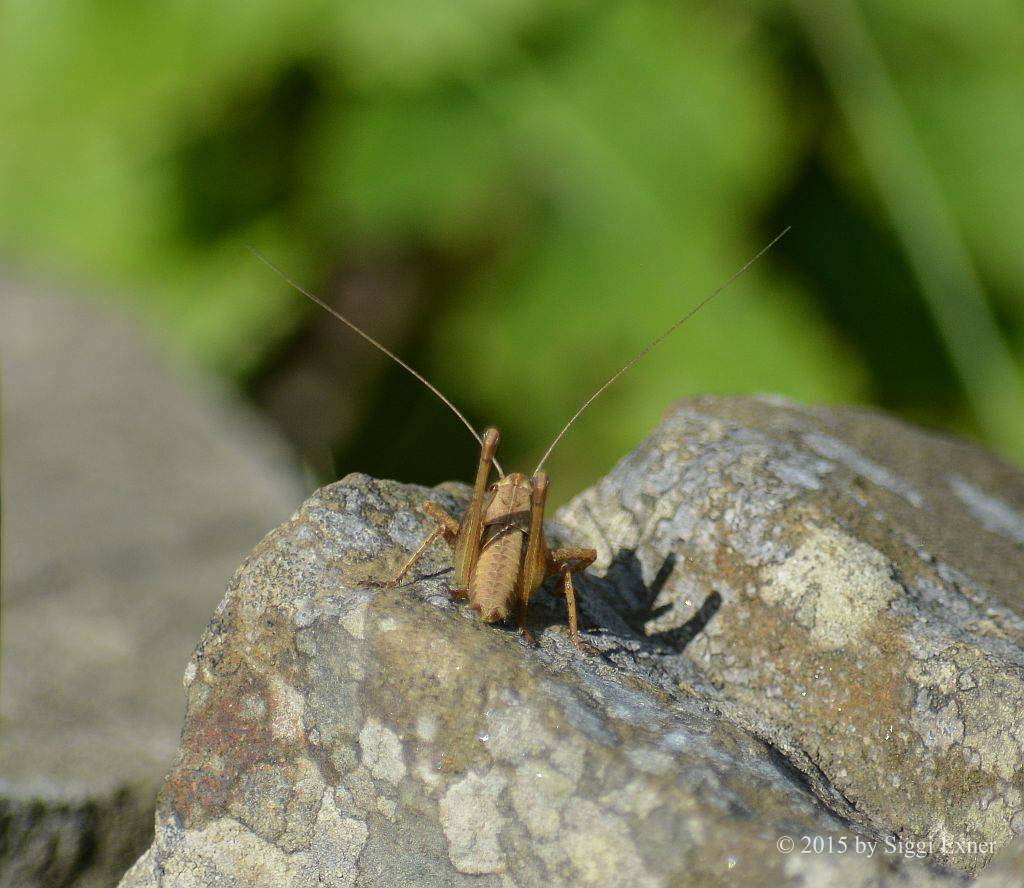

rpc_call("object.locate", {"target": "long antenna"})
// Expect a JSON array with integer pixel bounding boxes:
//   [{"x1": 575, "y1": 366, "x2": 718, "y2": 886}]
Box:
[
  {"x1": 249, "y1": 247, "x2": 504, "y2": 477},
  {"x1": 533, "y1": 227, "x2": 791, "y2": 474}
]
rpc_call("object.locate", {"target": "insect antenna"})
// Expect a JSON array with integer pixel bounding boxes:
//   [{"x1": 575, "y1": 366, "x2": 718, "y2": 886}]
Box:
[
  {"x1": 249, "y1": 247, "x2": 505, "y2": 477},
  {"x1": 533, "y1": 227, "x2": 791, "y2": 474}
]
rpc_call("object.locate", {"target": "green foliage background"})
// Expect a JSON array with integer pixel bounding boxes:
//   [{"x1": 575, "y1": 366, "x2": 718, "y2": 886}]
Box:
[{"x1": 3, "y1": 0, "x2": 1022, "y2": 501}]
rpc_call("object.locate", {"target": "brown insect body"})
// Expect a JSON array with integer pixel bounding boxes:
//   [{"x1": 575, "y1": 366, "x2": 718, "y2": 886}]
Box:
[
  {"x1": 250, "y1": 229, "x2": 788, "y2": 651},
  {"x1": 390, "y1": 431, "x2": 595, "y2": 649},
  {"x1": 471, "y1": 473, "x2": 534, "y2": 623}
]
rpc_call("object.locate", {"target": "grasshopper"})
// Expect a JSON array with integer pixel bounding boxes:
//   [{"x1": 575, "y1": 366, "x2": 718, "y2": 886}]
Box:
[{"x1": 252, "y1": 229, "x2": 787, "y2": 650}]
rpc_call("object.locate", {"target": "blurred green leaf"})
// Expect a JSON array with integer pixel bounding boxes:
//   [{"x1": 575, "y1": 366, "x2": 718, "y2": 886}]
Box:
[{"x1": 0, "y1": 0, "x2": 1021, "y2": 492}]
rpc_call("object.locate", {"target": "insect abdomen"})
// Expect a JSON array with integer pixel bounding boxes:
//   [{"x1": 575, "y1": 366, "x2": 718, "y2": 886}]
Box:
[{"x1": 469, "y1": 528, "x2": 524, "y2": 623}]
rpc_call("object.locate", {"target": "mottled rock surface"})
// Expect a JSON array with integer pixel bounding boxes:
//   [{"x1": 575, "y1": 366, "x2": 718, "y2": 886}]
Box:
[
  {"x1": 119, "y1": 396, "x2": 1024, "y2": 885},
  {"x1": 558, "y1": 396, "x2": 1024, "y2": 877},
  {"x1": 1, "y1": 283, "x2": 305, "y2": 887}
]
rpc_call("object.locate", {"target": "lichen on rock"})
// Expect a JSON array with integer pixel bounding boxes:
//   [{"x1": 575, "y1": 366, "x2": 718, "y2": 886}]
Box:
[{"x1": 120, "y1": 396, "x2": 1024, "y2": 886}]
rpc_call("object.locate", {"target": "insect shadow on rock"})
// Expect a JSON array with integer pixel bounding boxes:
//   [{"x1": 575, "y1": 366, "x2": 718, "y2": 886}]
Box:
[
  {"x1": 250, "y1": 229, "x2": 788, "y2": 652},
  {"x1": 619, "y1": 548, "x2": 723, "y2": 653},
  {"x1": 584, "y1": 549, "x2": 723, "y2": 655}
]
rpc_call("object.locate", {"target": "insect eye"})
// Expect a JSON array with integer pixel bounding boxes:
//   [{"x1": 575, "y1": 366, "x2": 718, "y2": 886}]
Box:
[{"x1": 488, "y1": 483, "x2": 498, "y2": 492}]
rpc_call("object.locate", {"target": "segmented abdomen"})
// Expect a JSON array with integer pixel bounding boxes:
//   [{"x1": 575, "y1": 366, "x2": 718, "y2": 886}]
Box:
[{"x1": 469, "y1": 527, "x2": 524, "y2": 623}]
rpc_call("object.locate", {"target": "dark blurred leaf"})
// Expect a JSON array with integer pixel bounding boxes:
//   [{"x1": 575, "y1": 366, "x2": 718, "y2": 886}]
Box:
[{"x1": 1, "y1": 0, "x2": 1020, "y2": 490}]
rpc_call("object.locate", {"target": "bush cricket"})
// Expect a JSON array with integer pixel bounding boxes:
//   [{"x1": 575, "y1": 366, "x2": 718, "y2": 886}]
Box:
[{"x1": 251, "y1": 229, "x2": 788, "y2": 650}]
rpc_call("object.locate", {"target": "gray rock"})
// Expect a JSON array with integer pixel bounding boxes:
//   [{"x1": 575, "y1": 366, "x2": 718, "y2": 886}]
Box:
[
  {"x1": 558, "y1": 396, "x2": 1024, "y2": 876},
  {"x1": 119, "y1": 394, "x2": 1024, "y2": 885},
  {"x1": 1, "y1": 282, "x2": 305, "y2": 887}
]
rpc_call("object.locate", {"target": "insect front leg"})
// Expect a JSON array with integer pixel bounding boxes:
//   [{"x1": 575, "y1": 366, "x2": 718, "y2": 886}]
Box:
[
  {"x1": 547, "y1": 546, "x2": 597, "y2": 651},
  {"x1": 385, "y1": 501, "x2": 460, "y2": 587}
]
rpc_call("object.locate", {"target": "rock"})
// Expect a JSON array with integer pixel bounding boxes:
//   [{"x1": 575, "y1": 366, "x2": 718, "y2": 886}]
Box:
[
  {"x1": 558, "y1": 396, "x2": 1024, "y2": 876},
  {"x1": 974, "y1": 837, "x2": 1024, "y2": 887},
  {"x1": 119, "y1": 393, "x2": 1024, "y2": 885},
  {"x1": 0, "y1": 282, "x2": 305, "y2": 887}
]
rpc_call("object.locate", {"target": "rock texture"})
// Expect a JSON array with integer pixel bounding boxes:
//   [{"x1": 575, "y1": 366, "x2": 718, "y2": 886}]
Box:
[
  {"x1": 559, "y1": 396, "x2": 1024, "y2": 876},
  {"x1": 1, "y1": 282, "x2": 305, "y2": 887},
  {"x1": 119, "y1": 396, "x2": 1024, "y2": 886}
]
